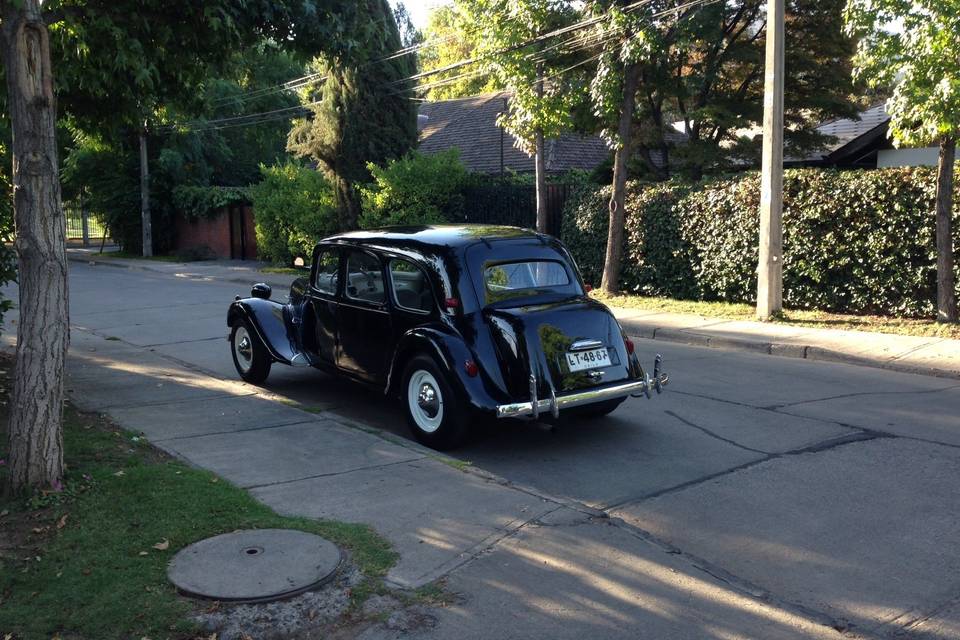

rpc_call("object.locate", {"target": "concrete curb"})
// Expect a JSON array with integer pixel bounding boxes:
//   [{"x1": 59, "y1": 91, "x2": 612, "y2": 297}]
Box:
[{"x1": 618, "y1": 318, "x2": 960, "y2": 381}]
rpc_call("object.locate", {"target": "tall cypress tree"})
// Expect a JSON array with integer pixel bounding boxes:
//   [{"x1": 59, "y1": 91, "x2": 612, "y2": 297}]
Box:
[{"x1": 288, "y1": 0, "x2": 418, "y2": 230}]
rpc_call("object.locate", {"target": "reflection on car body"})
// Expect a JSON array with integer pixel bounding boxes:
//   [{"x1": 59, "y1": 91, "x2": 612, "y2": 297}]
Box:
[{"x1": 227, "y1": 225, "x2": 667, "y2": 449}]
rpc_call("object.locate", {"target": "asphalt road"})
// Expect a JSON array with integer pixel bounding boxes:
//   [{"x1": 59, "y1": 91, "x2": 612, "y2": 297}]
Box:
[{"x1": 15, "y1": 262, "x2": 960, "y2": 638}]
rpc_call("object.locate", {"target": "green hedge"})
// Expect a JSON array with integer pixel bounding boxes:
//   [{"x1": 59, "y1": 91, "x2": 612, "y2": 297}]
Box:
[
  {"x1": 562, "y1": 168, "x2": 960, "y2": 317},
  {"x1": 360, "y1": 149, "x2": 469, "y2": 227},
  {"x1": 249, "y1": 162, "x2": 337, "y2": 265},
  {"x1": 172, "y1": 185, "x2": 251, "y2": 220}
]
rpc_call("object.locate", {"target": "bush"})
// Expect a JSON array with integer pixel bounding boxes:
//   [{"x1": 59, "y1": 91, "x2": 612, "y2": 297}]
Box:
[
  {"x1": 562, "y1": 167, "x2": 960, "y2": 317},
  {"x1": 249, "y1": 162, "x2": 337, "y2": 265},
  {"x1": 359, "y1": 149, "x2": 468, "y2": 227},
  {"x1": 172, "y1": 185, "x2": 251, "y2": 220},
  {"x1": 0, "y1": 171, "x2": 16, "y2": 333}
]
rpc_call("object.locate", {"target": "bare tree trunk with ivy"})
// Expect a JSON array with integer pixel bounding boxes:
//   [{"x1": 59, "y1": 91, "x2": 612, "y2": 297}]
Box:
[
  {"x1": 1, "y1": 0, "x2": 69, "y2": 493},
  {"x1": 935, "y1": 137, "x2": 957, "y2": 323},
  {"x1": 601, "y1": 62, "x2": 640, "y2": 294}
]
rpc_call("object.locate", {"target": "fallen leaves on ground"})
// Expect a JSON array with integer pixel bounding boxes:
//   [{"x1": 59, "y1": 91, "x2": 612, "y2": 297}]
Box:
[{"x1": 151, "y1": 539, "x2": 169, "y2": 551}]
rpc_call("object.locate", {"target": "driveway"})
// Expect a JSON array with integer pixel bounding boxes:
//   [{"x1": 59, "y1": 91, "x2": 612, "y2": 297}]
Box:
[{"x1": 6, "y1": 261, "x2": 960, "y2": 639}]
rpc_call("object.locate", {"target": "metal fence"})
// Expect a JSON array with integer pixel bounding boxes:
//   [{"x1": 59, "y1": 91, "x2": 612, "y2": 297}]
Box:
[
  {"x1": 460, "y1": 182, "x2": 573, "y2": 237},
  {"x1": 65, "y1": 207, "x2": 110, "y2": 246}
]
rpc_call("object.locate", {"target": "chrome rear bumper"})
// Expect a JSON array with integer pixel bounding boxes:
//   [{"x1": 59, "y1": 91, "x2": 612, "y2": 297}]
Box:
[{"x1": 495, "y1": 355, "x2": 668, "y2": 419}]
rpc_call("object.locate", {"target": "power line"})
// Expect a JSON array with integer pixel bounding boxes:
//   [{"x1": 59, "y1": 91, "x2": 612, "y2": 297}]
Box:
[{"x1": 159, "y1": 0, "x2": 723, "y2": 135}]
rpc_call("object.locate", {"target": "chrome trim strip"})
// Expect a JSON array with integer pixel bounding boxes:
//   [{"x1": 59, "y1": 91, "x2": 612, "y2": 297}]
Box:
[
  {"x1": 529, "y1": 374, "x2": 539, "y2": 420},
  {"x1": 547, "y1": 378, "x2": 559, "y2": 419},
  {"x1": 337, "y1": 300, "x2": 391, "y2": 314},
  {"x1": 569, "y1": 339, "x2": 604, "y2": 351}
]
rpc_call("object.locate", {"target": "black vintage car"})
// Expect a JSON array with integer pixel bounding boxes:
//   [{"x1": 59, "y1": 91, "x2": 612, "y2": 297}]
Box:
[{"x1": 227, "y1": 225, "x2": 667, "y2": 449}]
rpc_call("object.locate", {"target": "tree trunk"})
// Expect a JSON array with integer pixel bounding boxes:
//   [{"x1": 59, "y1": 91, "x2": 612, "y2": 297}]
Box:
[
  {"x1": 600, "y1": 62, "x2": 640, "y2": 294},
  {"x1": 334, "y1": 176, "x2": 361, "y2": 231},
  {"x1": 1, "y1": 0, "x2": 69, "y2": 493},
  {"x1": 935, "y1": 137, "x2": 957, "y2": 323},
  {"x1": 534, "y1": 127, "x2": 548, "y2": 234},
  {"x1": 534, "y1": 62, "x2": 548, "y2": 234}
]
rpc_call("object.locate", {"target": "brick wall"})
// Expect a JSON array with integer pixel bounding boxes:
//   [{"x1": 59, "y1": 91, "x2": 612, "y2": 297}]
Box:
[{"x1": 174, "y1": 205, "x2": 257, "y2": 259}]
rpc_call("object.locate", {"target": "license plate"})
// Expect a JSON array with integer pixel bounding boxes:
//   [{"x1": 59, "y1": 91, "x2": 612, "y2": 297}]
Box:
[{"x1": 566, "y1": 347, "x2": 611, "y2": 372}]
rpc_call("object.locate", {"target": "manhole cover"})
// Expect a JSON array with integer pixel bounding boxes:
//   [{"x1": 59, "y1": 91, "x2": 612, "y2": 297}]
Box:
[{"x1": 168, "y1": 529, "x2": 341, "y2": 603}]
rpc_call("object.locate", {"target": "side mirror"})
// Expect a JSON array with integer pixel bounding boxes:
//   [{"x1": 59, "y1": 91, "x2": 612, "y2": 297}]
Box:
[{"x1": 251, "y1": 283, "x2": 272, "y2": 299}]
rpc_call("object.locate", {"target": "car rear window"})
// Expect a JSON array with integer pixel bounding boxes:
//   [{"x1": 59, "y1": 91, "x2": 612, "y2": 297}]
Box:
[{"x1": 483, "y1": 260, "x2": 572, "y2": 302}]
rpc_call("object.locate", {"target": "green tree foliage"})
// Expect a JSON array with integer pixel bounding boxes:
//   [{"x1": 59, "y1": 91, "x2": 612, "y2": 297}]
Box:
[
  {"x1": 44, "y1": 0, "x2": 351, "y2": 133},
  {"x1": 468, "y1": 1, "x2": 585, "y2": 232},
  {"x1": 845, "y1": 0, "x2": 960, "y2": 321},
  {"x1": 845, "y1": 0, "x2": 960, "y2": 147},
  {"x1": 0, "y1": 120, "x2": 15, "y2": 332},
  {"x1": 563, "y1": 169, "x2": 960, "y2": 317},
  {"x1": 587, "y1": 0, "x2": 860, "y2": 180},
  {"x1": 250, "y1": 162, "x2": 337, "y2": 264},
  {"x1": 360, "y1": 149, "x2": 469, "y2": 227},
  {"x1": 61, "y1": 44, "x2": 308, "y2": 253},
  {"x1": 418, "y1": 3, "x2": 502, "y2": 99},
  {"x1": 287, "y1": 0, "x2": 418, "y2": 230},
  {"x1": 393, "y1": 1, "x2": 422, "y2": 49}
]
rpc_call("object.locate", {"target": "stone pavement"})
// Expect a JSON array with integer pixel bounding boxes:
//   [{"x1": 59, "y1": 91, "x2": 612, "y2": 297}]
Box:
[{"x1": 69, "y1": 248, "x2": 960, "y2": 380}]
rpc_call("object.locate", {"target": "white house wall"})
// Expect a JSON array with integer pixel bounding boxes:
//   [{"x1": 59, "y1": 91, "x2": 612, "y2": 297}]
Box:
[{"x1": 877, "y1": 147, "x2": 940, "y2": 168}]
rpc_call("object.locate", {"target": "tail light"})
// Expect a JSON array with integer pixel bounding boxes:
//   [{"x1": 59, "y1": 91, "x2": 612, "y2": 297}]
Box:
[
  {"x1": 624, "y1": 336, "x2": 635, "y2": 354},
  {"x1": 464, "y1": 360, "x2": 479, "y2": 377},
  {"x1": 444, "y1": 297, "x2": 460, "y2": 311},
  {"x1": 584, "y1": 283, "x2": 593, "y2": 293}
]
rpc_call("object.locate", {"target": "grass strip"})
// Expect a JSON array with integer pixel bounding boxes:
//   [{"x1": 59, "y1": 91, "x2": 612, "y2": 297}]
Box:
[
  {"x1": 593, "y1": 292, "x2": 960, "y2": 340},
  {"x1": 0, "y1": 361, "x2": 396, "y2": 640}
]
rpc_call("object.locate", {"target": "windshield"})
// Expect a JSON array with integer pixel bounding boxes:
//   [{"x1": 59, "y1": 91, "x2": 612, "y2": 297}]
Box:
[{"x1": 483, "y1": 260, "x2": 577, "y2": 303}]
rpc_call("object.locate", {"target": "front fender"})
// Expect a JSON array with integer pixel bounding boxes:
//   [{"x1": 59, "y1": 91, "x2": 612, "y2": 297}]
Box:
[
  {"x1": 385, "y1": 326, "x2": 504, "y2": 414},
  {"x1": 227, "y1": 298, "x2": 300, "y2": 365}
]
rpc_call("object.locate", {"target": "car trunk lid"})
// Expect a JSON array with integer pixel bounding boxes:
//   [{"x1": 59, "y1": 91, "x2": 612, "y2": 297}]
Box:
[{"x1": 483, "y1": 296, "x2": 631, "y2": 397}]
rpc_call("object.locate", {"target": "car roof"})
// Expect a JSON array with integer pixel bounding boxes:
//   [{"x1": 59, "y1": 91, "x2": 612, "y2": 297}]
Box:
[{"x1": 323, "y1": 224, "x2": 544, "y2": 252}]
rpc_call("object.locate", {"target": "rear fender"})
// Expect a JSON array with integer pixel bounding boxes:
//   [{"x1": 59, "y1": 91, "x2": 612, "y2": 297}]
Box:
[
  {"x1": 228, "y1": 298, "x2": 308, "y2": 366},
  {"x1": 385, "y1": 327, "x2": 502, "y2": 413}
]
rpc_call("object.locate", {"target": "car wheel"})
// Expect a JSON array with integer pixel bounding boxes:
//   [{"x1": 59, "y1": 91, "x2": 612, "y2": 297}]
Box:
[
  {"x1": 230, "y1": 321, "x2": 272, "y2": 384},
  {"x1": 402, "y1": 355, "x2": 469, "y2": 450},
  {"x1": 569, "y1": 397, "x2": 625, "y2": 419}
]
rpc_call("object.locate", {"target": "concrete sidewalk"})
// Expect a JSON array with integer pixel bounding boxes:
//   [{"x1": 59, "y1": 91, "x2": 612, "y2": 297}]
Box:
[
  {"x1": 67, "y1": 248, "x2": 960, "y2": 380},
  {"x1": 612, "y1": 308, "x2": 960, "y2": 380}
]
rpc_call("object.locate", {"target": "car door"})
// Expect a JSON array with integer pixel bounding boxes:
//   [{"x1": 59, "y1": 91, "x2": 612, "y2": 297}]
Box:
[
  {"x1": 386, "y1": 255, "x2": 437, "y2": 339},
  {"x1": 336, "y1": 249, "x2": 392, "y2": 381},
  {"x1": 308, "y1": 245, "x2": 341, "y2": 366}
]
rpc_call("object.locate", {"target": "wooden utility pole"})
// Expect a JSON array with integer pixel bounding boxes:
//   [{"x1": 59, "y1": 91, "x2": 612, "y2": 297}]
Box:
[
  {"x1": 756, "y1": 0, "x2": 784, "y2": 320},
  {"x1": 139, "y1": 121, "x2": 152, "y2": 257}
]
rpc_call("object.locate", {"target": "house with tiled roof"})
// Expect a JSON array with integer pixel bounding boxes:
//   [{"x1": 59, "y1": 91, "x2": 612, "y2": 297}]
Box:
[
  {"x1": 417, "y1": 91, "x2": 613, "y2": 175},
  {"x1": 789, "y1": 103, "x2": 941, "y2": 169}
]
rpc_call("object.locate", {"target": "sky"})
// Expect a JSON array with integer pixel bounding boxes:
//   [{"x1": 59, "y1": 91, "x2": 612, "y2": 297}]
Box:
[{"x1": 391, "y1": 0, "x2": 453, "y2": 29}]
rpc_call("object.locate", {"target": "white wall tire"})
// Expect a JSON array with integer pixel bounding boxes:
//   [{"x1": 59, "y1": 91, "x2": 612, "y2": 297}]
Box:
[
  {"x1": 408, "y1": 369, "x2": 444, "y2": 433},
  {"x1": 230, "y1": 321, "x2": 272, "y2": 384},
  {"x1": 401, "y1": 355, "x2": 469, "y2": 449}
]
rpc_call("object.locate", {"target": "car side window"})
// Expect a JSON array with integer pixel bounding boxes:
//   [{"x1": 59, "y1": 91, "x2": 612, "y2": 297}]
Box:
[
  {"x1": 345, "y1": 251, "x2": 385, "y2": 305},
  {"x1": 314, "y1": 249, "x2": 339, "y2": 295},
  {"x1": 389, "y1": 258, "x2": 433, "y2": 313}
]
